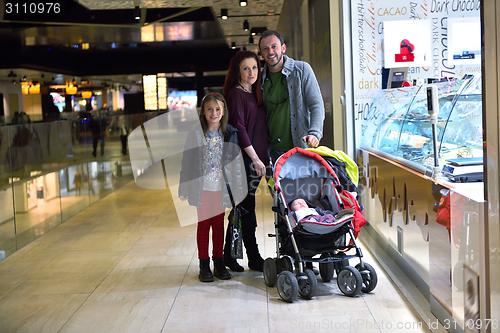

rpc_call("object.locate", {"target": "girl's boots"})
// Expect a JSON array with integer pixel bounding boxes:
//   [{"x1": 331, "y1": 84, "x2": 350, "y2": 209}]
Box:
[
  {"x1": 199, "y1": 258, "x2": 232, "y2": 281},
  {"x1": 199, "y1": 259, "x2": 214, "y2": 282},
  {"x1": 213, "y1": 258, "x2": 232, "y2": 280}
]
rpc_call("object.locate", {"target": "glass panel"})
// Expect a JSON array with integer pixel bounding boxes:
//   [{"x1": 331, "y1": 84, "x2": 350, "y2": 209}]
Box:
[
  {"x1": 361, "y1": 86, "x2": 421, "y2": 156},
  {"x1": 11, "y1": 121, "x2": 64, "y2": 250},
  {"x1": 362, "y1": 75, "x2": 482, "y2": 172},
  {"x1": 0, "y1": 126, "x2": 16, "y2": 258},
  {"x1": 396, "y1": 79, "x2": 464, "y2": 165},
  {"x1": 0, "y1": 110, "x2": 158, "y2": 260},
  {"x1": 59, "y1": 118, "x2": 88, "y2": 222},
  {"x1": 440, "y1": 76, "x2": 483, "y2": 161},
  {"x1": 77, "y1": 115, "x2": 96, "y2": 205}
]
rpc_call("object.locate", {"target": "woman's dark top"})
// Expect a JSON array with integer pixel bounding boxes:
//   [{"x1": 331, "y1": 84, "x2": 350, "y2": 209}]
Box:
[{"x1": 226, "y1": 88, "x2": 268, "y2": 162}]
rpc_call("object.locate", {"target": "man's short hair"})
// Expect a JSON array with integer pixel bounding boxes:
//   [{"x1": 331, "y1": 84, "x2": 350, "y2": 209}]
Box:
[{"x1": 258, "y1": 30, "x2": 285, "y2": 50}]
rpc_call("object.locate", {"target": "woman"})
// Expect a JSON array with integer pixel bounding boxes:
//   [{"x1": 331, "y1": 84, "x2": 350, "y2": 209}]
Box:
[{"x1": 222, "y1": 50, "x2": 268, "y2": 272}]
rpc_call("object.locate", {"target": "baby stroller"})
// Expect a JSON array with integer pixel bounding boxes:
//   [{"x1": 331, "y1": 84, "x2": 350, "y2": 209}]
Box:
[{"x1": 263, "y1": 146, "x2": 377, "y2": 303}]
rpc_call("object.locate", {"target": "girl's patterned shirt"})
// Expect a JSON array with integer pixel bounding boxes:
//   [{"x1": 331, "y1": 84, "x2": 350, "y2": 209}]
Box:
[{"x1": 202, "y1": 130, "x2": 223, "y2": 191}]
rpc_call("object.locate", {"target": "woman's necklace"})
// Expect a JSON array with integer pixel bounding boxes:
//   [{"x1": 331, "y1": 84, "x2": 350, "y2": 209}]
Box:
[{"x1": 238, "y1": 83, "x2": 251, "y2": 93}]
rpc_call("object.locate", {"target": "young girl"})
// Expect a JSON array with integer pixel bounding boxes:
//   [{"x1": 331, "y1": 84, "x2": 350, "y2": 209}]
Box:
[{"x1": 179, "y1": 93, "x2": 244, "y2": 282}]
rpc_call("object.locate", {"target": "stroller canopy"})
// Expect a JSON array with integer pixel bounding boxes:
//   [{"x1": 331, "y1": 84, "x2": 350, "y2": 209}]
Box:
[
  {"x1": 274, "y1": 148, "x2": 340, "y2": 183},
  {"x1": 274, "y1": 148, "x2": 341, "y2": 204}
]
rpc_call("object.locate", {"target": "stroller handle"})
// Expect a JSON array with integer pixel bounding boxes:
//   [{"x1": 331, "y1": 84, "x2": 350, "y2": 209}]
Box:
[{"x1": 267, "y1": 138, "x2": 281, "y2": 166}]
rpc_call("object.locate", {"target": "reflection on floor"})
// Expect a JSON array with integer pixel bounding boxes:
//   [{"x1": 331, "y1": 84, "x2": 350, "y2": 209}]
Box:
[{"x1": 0, "y1": 179, "x2": 438, "y2": 332}]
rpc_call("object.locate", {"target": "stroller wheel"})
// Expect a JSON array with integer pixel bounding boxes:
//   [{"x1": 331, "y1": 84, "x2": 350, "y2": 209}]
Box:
[
  {"x1": 319, "y1": 253, "x2": 334, "y2": 282},
  {"x1": 337, "y1": 266, "x2": 362, "y2": 297},
  {"x1": 277, "y1": 271, "x2": 299, "y2": 303},
  {"x1": 263, "y1": 258, "x2": 278, "y2": 287},
  {"x1": 277, "y1": 256, "x2": 293, "y2": 273},
  {"x1": 334, "y1": 252, "x2": 349, "y2": 276},
  {"x1": 355, "y1": 263, "x2": 378, "y2": 293},
  {"x1": 298, "y1": 269, "x2": 318, "y2": 299}
]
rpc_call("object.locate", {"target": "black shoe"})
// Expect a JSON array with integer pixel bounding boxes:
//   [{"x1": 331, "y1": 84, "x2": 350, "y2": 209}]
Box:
[
  {"x1": 241, "y1": 222, "x2": 264, "y2": 272},
  {"x1": 248, "y1": 253, "x2": 264, "y2": 272},
  {"x1": 92, "y1": 151, "x2": 97, "y2": 157},
  {"x1": 224, "y1": 257, "x2": 244, "y2": 272},
  {"x1": 213, "y1": 257, "x2": 232, "y2": 280},
  {"x1": 199, "y1": 259, "x2": 214, "y2": 282}
]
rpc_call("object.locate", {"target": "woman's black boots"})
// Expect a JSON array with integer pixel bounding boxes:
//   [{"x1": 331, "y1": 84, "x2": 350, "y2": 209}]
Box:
[
  {"x1": 213, "y1": 258, "x2": 232, "y2": 280},
  {"x1": 241, "y1": 216, "x2": 264, "y2": 272},
  {"x1": 199, "y1": 259, "x2": 214, "y2": 282}
]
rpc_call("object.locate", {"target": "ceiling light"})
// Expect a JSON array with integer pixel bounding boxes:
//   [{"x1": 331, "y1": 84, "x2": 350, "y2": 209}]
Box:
[
  {"x1": 249, "y1": 36, "x2": 254, "y2": 44},
  {"x1": 240, "y1": 0, "x2": 247, "y2": 7},
  {"x1": 221, "y1": 8, "x2": 228, "y2": 20},
  {"x1": 231, "y1": 42, "x2": 236, "y2": 49},
  {"x1": 134, "y1": 6, "x2": 141, "y2": 20},
  {"x1": 82, "y1": 91, "x2": 92, "y2": 99},
  {"x1": 66, "y1": 85, "x2": 77, "y2": 95},
  {"x1": 243, "y1": 20, "x2": 249, "y2": 31},
  {"x1": 29, "y1": 84, "x2": 40, "y2": 94},
  {"x1": 7, "y1": 71, "x2": 17, "y2": 77},
  {"x1": 250, "y1": 27, "x2": 267, "y2": 36}
]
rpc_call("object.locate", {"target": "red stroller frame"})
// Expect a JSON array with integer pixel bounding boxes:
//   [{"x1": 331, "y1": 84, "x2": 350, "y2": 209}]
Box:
[{"x1": 263, "y1": 146, "x2": 377, "y2": 302}]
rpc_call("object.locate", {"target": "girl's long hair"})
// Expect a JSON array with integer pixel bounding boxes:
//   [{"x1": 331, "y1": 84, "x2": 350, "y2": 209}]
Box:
[
  {"x1": 222, "y1": 50, "x2": 263, "y2": 105},
  {"x1": 199, "y1": 93, "x2": 229, "y2": 136}
]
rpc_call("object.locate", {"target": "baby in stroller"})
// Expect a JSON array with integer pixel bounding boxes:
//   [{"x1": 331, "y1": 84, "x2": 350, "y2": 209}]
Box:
[{"x1": 290, "y1": 197, "x2": 355, "y2": 225}]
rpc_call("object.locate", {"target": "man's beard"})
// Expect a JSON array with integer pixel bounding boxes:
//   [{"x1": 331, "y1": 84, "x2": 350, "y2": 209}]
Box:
[{"x1": 268, "y1": 52, "x2": 283, "y2": 68}]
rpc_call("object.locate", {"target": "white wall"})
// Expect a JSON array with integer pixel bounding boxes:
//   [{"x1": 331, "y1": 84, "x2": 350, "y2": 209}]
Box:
[
  {"x1": 22, "y1": 94, "x2": 42, "y2": 117},
  {"x1": 0, "y1": 188, "x2": 14, "y2": 224},
  {"x1": 0, "y1": 81, "x2": 23, "y2": 117}
]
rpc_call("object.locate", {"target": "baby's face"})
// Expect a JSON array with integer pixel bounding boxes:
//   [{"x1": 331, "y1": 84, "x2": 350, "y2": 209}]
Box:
[{"x1": 291, "y1": 199, "x2": 308, "y2": 211}]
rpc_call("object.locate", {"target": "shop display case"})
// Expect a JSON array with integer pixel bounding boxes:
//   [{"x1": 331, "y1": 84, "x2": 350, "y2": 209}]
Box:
[{"x1": 361, "y1": 75, "x2": 483, "y2": 173}]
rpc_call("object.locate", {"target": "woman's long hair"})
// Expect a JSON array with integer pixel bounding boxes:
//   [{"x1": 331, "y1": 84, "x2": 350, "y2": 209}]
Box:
[
  {"x1": 222, "y1": 50, "x2": 263, "y2": 105},
  {"x1": 199, "y1": 93, "x2": 229, "y2": 136}
]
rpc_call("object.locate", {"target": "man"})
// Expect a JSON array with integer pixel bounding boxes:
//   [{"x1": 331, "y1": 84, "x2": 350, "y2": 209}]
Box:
[
  {"x1": 90, "y1": 108, "x2": 109, "y2": 157},
  {"x1": 259, "y1": 30, "x2": 325, "y2": 274},
  {"x1": 259, "y1": 30, "x2": 325, "y2": 161}
]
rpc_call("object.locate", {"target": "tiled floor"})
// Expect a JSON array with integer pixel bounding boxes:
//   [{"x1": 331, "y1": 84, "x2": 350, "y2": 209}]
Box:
[{"x1": 0, "y1": 179, "x2": 440, "y2": 333}]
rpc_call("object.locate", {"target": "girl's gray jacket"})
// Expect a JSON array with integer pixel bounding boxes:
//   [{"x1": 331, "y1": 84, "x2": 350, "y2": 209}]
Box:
[
  {"x1": 178, "y1": 124, "x2": 247, "y2": 208},
  {"x1": 261, "y1": 55, "x2": 325, "y2": 148}
]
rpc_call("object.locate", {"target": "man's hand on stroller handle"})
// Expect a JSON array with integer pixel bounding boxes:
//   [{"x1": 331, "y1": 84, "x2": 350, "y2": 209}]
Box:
[{"x1": 302, "y1": 135, "x2": 319, "y2": 148}]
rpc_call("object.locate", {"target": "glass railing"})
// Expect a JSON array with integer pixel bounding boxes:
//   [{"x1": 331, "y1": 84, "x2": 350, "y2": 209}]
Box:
[{"x1": 0, "y1": 110, "x2": 164, "y2": 260}]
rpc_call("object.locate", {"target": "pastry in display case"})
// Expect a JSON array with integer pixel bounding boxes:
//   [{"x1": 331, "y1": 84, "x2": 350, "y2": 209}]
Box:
[{"x1": 361, "y1": 75, "x2": 483, "y2": 178}]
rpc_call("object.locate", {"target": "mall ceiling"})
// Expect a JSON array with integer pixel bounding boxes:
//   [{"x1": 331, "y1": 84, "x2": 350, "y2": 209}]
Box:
[{"x1": 0, "y1": 0, "x2": 283, "y2": 90}]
